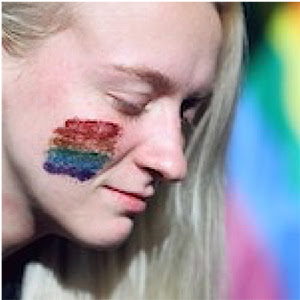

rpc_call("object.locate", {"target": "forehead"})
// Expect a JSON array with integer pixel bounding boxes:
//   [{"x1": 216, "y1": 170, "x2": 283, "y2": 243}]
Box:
[{"x1": 72, "y1": 2, "x2": 222, "y2": 94}]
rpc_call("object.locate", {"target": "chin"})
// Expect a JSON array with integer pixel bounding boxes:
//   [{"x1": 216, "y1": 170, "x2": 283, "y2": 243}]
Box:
[{"x1": 69, "y1": 216, "x2": 134, "y2": 249}]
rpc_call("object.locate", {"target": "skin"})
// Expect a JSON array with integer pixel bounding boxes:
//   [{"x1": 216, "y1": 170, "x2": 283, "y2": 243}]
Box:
[{"x1": 2, "y1": 3, "x2": 222, "y2": 256}]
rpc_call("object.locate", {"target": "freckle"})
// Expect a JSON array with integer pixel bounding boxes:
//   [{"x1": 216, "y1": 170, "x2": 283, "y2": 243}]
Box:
[{"x1": 43, "y1": 117, "x2": 122, "y2": 181}]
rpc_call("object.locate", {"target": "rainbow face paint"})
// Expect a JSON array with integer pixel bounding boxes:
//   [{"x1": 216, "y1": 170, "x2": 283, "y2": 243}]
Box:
[{"x1": 43, "y1": 118, "x2": 121, "y2": 181}]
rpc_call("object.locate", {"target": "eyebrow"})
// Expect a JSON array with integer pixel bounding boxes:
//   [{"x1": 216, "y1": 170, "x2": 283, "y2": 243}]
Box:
[{"x1": 111, "y1": 64, "x2": 178, "y2": 97}]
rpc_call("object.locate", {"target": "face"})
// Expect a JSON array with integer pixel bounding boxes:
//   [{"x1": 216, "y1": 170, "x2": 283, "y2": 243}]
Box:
[{"x1": 3, "y1": 3, "x2": 222, "y2": 247}]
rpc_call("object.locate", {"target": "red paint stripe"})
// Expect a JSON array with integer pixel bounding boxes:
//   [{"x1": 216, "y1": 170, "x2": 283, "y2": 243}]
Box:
[
  {"x1": 56, "y1": 118, "x2": 120, "y2": 139},
  {"x1": 52, "y1": 118, "x2": 121, "y2": 153}
]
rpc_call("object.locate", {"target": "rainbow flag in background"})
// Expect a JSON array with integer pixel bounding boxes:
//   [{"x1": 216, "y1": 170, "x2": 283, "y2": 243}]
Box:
[{"x1": 226, "y1": 3, "x2": 300, "y2": 300}]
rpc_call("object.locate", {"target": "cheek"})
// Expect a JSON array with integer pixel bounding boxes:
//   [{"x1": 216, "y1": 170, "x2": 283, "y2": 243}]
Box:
[{"x1": 43, "y1": 117, "x2": 122, "y2": 182}]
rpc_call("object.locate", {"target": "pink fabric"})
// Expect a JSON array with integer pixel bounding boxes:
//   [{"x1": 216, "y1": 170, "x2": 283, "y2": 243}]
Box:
[{"x1": 226, "y1": 194, "x2": 283, "y2": 299}]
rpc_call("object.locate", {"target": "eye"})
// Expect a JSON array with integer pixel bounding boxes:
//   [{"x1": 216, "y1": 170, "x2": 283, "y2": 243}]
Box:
[
  {"x1": 180, "y1": 93, "x2": 211, "y2": 127},
  {"x1": 106, "y1": 92, "x2": 146, "y2": 117},
  {"x1": 180, "y1": 96, "x2": 199, "y2": 121}
]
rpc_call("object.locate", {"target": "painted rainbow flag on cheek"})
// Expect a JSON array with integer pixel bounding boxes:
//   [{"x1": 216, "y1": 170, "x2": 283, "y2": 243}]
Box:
[{"x1": 43, "y1": 118, "x2": 121, "y2": 181}]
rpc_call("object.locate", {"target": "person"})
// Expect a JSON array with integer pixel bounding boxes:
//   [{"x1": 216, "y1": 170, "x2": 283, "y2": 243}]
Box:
[{"x1": 2, "y1": 3, "x2": 245, "y2": 299}]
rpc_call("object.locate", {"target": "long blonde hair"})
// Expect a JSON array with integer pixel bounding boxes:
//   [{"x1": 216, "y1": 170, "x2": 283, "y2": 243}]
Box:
[{"x1": 2, "y1": 3, "x2": 245, "y2": 299}]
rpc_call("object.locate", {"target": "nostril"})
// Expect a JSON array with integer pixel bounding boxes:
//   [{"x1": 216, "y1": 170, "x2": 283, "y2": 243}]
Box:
[
  {"x1": 146, "y1": 168, "x2": 162, "y2": 187},
  {"x1": 151, "y1": 176, "x2": 162, "y2": 190}
]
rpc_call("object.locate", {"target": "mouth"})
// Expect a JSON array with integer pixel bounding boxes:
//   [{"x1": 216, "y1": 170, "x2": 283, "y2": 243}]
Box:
[{"x1": 104, "y1": 185, "x2": 148, "y2": 214}]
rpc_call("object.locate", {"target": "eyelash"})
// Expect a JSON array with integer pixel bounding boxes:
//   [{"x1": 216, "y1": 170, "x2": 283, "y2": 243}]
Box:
[
  {"x1": 107, "y1": 92, "x2": 211, "y2": 126},
  {"x1": 107, "y1": 93, "x2": 145, "y2": 118}
]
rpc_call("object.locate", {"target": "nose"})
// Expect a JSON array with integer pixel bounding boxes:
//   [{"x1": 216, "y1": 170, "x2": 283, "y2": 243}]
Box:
[{"x1": 134, "y1": 103, "x2": 187, "y2": 182}]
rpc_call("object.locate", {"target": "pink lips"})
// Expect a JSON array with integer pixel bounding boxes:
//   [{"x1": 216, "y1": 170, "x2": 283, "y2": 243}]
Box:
[{"x1": 104, "y1": 186, "x2": 147, "y2": 214}]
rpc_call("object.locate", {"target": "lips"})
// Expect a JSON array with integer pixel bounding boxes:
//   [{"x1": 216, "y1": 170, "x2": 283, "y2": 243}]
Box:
[{"x1": 104, "y1": 185, "x2": 148, "y2": 214}]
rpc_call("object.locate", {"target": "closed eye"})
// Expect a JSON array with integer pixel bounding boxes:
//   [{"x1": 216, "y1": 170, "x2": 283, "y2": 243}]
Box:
[
  {"x1": 180, "y1": 96, "x2": 200, "y2": 117},
  {"x1": 106, "y1": 92, "x2": 146, "y2": 117},
  {"x1": 180, "y1": 92, "x2": 211, "y2": 126}
]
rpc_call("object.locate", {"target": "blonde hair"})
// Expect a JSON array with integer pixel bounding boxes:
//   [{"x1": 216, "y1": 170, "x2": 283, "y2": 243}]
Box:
[{"x1": 2, "y1": 3, "x2": 245, "y2": 299}]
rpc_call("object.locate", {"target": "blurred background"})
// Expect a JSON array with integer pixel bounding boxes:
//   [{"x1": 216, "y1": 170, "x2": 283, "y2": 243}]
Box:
[{"x1": 226, "y1": 3, "x2": 300, "y2": 300}]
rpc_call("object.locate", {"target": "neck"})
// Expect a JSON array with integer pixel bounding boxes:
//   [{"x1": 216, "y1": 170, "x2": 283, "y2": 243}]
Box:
[
  {"x1": 2, "y1": 195, "x2": 35, "y2": 257},
  {"x1": 2, "y1": 151, "x2": 36, "y2": 258}
]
